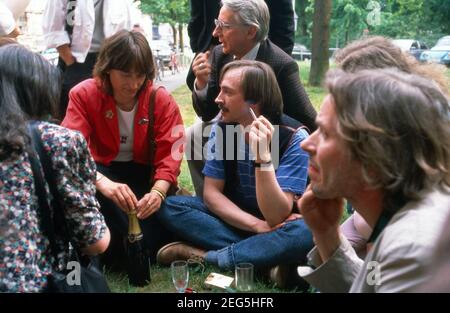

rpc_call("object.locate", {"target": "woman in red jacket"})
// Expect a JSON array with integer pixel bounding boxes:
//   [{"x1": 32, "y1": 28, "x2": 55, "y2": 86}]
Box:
[{"x1": 62, "y1": 30, "x2": 185, "y2": 265}]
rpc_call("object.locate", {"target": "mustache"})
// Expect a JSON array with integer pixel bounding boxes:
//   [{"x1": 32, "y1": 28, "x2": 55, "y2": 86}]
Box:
[{"x1": 218, "y1": 103, "x2": 228, "y2": 112}]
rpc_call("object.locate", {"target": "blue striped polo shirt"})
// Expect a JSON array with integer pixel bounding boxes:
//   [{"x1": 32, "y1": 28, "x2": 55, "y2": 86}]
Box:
[{"x1": 202, "y1": 124, "x2": 309, "y2": 213}]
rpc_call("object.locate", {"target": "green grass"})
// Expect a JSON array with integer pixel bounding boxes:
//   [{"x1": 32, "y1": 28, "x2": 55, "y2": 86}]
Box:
[
  {"x1": 171, "y1": 85, "x2": 197, "y2": 194},
  {"x1": 298, "y1": 61, "x2": 327, "y2": 110},
  {"x1": 106, "y1": 264, "x2": 299, "y2": 293}
]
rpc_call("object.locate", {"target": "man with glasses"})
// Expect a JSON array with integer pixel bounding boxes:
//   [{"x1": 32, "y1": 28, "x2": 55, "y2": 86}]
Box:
[
  {"x1": 187, "y1": 0, "x2": 296, "y2": 58},
  {"x1": 186, "y1": 0, "x2": 316, "y2": 198},
  {"x1": 186, "y1": 0, "x2": 296, "y2": 92}
]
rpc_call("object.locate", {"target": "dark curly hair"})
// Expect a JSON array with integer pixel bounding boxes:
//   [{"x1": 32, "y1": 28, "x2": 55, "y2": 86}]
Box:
[{"x1": 0, "y1": 44, "x2": 60, "y2": 160}]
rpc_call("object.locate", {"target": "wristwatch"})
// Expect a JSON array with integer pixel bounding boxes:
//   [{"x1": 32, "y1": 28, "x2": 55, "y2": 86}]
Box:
[{"x1": 253, "y1": 160, "x2": 272, "y2": 168}]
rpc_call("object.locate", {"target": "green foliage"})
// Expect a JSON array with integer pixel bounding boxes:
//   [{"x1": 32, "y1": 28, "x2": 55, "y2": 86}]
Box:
[
  {"x1": 139, "y1": 0, "x2": 190, "y2": 25},
  {"x1": 362, "y1": 0, "x2": 450, "y2": 46},
  {"x1": 331, "y1": 0, "x2": 369, "y2": 46},
  {"x1": 370, "y1": 0, "x2": 450, "y2": 46},
  {"x1": 295, "y1": 0, "x2": 314, "y2": 47},
  {"x1": 295, "y1": 0, "x2": 450, "y2": 48}
]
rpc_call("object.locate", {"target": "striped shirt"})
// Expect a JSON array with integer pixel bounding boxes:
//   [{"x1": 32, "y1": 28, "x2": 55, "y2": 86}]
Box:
[{"x1": 203, "y1": 124, "x2": 309, "y2": 214}]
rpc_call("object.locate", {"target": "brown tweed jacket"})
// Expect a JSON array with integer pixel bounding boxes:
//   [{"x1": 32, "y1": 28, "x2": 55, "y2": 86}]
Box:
[{"x1": 191, "y1": 39, "x2": 317, "y2": 131}]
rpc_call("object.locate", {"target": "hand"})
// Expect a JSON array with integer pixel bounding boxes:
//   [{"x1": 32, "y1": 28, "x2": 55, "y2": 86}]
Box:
[
  {"x1": 297, "y1": 184, "x2": 344, "y2": 237},
  {"x1": 96, "y1": 177, "x2": 138, "y2": 213},
  {"x1": 249, "y1": 116, "x2": 274, "y2": 163},
  {"x1": 192, "y1": 52, "x2": 211, "y2": 90},
  {"x1": 63, "y1": 55, "x2": 76, "y2": 66},
  {"x1": 7, "y1": 26, "x2": 20, "y2": 38},
  {"x1": 57, "y1": 44, "x2": 75, "y2": 66},
  {"x1": 136, "y1": 191, "x2": 163, "y2": 220},
  {"x1": 268, "y1": 213, "x2": 303, "y2": 230},
  {"x1": 297, "y1": 185, "x2": 344, "y2": 262},
  {"x1": 252, "y1": 219, "x2": 274, "y2": 234}
]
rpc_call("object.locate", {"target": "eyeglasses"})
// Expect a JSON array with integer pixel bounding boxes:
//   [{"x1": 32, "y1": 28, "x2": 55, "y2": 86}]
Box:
[{"x1": 214, "y1": 18, "x2": 245, "y2": 30}]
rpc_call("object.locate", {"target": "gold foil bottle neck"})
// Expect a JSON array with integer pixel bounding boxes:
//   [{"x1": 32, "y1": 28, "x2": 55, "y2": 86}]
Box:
[{"x1": 128, "y1": 212, "x2": 143, "y2": 242}]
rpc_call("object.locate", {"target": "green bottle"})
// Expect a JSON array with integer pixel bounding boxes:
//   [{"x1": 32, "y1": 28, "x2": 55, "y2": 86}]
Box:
[{"x1": 125, "y1": 212, "x2": 151, "y2": 287}]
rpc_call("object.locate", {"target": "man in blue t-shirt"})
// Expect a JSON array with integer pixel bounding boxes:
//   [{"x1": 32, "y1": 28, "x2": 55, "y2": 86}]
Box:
[{"x1": 156, "y1": 60, "x2": 313, "y2": 288}]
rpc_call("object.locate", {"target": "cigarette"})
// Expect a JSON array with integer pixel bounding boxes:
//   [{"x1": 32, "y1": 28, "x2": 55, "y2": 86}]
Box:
[{"x1": 249, "y1": 108, "x2": 257, "y2": 120}]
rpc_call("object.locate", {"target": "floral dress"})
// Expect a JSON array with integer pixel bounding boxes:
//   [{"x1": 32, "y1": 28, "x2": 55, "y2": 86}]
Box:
[{"x1": 0, "y1": 122, "x2": 107, "y2": 292}]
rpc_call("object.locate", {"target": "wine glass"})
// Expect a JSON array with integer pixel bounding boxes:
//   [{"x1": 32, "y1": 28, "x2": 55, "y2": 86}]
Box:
[{"x1": 171, "y1": 260, "x2": 189, "y2": 293}]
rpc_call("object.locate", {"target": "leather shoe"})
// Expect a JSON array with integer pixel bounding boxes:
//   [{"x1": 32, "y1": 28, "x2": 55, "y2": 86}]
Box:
[{"x1": 156, "y1": 241, "x2": 206, "y2": 266}]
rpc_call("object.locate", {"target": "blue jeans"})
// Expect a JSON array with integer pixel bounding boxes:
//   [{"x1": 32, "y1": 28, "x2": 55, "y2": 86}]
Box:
[{"x1": 157, "y1": 196, "x2": 314, "y2": 270}]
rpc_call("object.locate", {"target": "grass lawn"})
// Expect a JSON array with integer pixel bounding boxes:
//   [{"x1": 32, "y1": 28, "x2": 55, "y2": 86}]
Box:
[
  {"x1": 106, "y1": 264, "x2": 300, "y2": 293},
  {"x1": 106, "y1": 63, "x2": 449, "y2": 292}
]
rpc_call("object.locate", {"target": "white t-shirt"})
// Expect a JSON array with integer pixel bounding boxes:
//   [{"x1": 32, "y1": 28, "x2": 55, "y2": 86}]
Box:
[{"x1": 114, "y1": 104, "x2": 137, "y2": 162}]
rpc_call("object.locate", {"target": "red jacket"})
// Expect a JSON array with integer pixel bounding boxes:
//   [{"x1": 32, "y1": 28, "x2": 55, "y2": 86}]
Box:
[{"x1": 62, "y1": 79, "x2": 185, "y2": 185}]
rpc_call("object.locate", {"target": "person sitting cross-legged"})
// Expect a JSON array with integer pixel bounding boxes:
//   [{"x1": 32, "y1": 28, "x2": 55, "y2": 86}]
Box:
[{"x1": 156, "y1": 60, "x2": 314, "y2": 289}]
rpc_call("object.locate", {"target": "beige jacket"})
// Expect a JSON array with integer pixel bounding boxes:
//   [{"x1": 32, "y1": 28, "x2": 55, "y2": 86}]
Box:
[{"x1": 298, "y1": 186, "x2": 450, "y2": 293}]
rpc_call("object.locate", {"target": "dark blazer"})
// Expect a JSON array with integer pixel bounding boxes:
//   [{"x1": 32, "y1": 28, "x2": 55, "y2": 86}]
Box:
[
  {"x1": 266, "y1": 0, "x2": 295, "y2": 56},
  {"x1": 192, "y1": 39, "x2": 317, "y2": 131},
  {"x1": 187, "y1": 0, "x2": 221, "y2": 53},
  {"x1": 186, "y1": 0, "x2": 295, "y2": 91},
  {"x1": 187, "y1": 0, "x2": 294, "y2": 55}
]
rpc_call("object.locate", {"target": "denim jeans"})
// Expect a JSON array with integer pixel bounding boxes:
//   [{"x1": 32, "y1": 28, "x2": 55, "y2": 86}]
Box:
[{"x1": 157, "y1": 196, "x2": 314, "y2": 270}]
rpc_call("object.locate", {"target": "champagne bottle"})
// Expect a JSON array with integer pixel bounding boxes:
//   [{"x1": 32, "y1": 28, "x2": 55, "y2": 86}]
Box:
[{"x1": 125, "y1": 211, "x2": 151, "y2": 287}]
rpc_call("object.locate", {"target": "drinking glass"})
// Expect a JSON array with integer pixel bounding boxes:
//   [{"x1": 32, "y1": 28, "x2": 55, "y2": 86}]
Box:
[
  {"x1": 171, "y1": 260, "x2": 189, "y2": 293},
  {"x1": 235, "y1": 262, "x2": 254, "y2": 292}
]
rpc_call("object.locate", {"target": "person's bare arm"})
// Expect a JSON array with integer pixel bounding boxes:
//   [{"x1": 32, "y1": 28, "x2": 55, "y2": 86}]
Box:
[
  {"x1": 204, "y1": 176, "x2": 272, "y2": 233},
  {"x1": 57, "y1": 44, "x2": 75, "y2": 66},
  {"x1": 250, "y1": 116, "x2": 292, "y2": 226},
  {"x1": 7, "y1": 26, "x2": 20, "y2": 38},
  {"x1": 81, "y1": 227, "x2": 111, "y2": 255}
]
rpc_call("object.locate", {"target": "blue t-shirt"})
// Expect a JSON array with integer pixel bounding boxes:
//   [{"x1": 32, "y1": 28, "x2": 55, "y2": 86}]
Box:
[{"x1": 202, "y1": 124, "x2": 309, "y2": 214}]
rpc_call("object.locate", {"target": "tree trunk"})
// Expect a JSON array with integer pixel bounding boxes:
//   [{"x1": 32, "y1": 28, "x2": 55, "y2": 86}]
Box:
[
  {"x1": 308, "y1": 0, "x2": 332, "y2": 86},
  {"x1": 178, "y1": 23, "x2": 184, "y2": 52},
  {"x1": 171, "y1": 24, "x2": 177, "y2": 48}
]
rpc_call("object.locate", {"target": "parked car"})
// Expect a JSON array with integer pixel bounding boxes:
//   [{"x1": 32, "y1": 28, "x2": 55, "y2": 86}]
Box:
[
  {"x1": 420, "y1": 36, "x2": 450, "y2": 67},
  {"x1": 150, "y1": 40, "x2": 172, "y2": 68},
  {"x1": 392, "y1": 39, "x2": 428, "y2": 60},
  {"x1": 292, "y1": 44, "x2": 311, "y2": 61}
]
